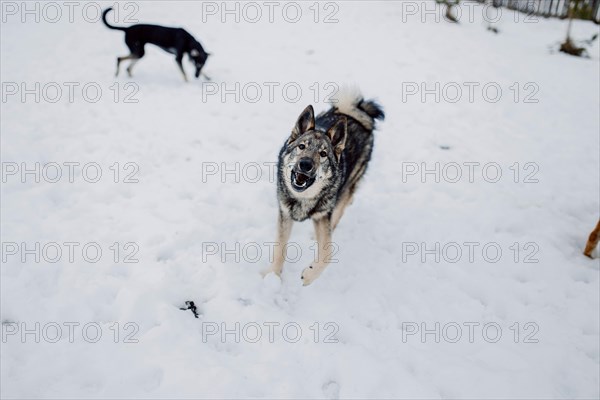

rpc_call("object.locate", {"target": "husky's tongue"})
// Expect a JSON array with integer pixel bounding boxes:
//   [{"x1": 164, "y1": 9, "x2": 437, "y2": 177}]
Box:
[{"x1": 295, "y1": 172, "x2": 309, "y2": 185}]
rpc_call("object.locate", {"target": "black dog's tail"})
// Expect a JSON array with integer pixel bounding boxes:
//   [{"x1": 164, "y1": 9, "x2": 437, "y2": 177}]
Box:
[
  {"x1": 331, "y1": 87, "x2": 385, "y2": 130},
  {"x1": 102, "y1": 8, "x2": 127, "y2": 31}
]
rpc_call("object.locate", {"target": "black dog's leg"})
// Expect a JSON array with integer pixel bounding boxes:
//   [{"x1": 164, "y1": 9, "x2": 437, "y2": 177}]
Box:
[
  {"x1": 116, "y1": 55, "x2": 142, "y2": 77},
  {"x1": 116, "y1": 55, "x2": 134, "y2": 77},
  {"x1": 115, "y1": 54, "x2": 138, "y2": 77},
  {"x1": 118, "y1": 40, "x2": 144, "y2": 78},
  {"x1": 126, "y1": 58, "x2": 141, "y2": 77},
  {"x1": 175, "y1": 53, "x2": 188, "y2": 82}
]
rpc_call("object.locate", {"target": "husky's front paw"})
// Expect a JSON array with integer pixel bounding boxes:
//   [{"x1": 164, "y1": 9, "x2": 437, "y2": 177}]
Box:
[
  {"x1": 261, "y1": 266, "x2": 281, "y2": 278},
  {"x1": 301, "y1": 265, "x2": 322, "y2": 286}
]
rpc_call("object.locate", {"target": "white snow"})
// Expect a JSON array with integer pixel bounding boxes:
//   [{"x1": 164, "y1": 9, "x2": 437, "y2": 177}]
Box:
[{"x1": 1, "y1": 1, "x2": 599, "y2": 398}]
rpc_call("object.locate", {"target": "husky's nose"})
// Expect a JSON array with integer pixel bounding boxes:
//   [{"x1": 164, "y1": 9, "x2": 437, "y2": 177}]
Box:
[{"x1": 298, "y1": 158, "x2": 314, "y2": 173}]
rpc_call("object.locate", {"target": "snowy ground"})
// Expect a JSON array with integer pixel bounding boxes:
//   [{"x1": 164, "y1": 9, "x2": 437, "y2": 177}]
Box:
[{"x1": 1, "y1": 1, "x2": 599, "y2": 398}]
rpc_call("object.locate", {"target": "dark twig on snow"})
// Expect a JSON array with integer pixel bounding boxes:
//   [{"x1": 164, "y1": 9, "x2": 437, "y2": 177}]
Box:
[
  {"x1": 436, "y1": 0, "x2": 461, "y2": 23},
  {"x1": 560, "y1": 0, "x2": 588, "y2": 56},
  {"x1": 180, "y1": 301, "x2": 199, "y2": 318}
]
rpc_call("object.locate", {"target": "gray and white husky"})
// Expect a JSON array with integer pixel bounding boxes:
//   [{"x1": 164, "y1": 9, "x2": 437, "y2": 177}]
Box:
[{"x1": 264, "y1": 89, "x2": 384, "y2": 285}]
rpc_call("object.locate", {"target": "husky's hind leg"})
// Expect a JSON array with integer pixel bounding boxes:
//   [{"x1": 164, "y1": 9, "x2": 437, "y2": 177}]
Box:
[
  {"x1": 331, "y1": 163, "x2": 367, "y2": 230},
  {"x1": 331, "y1": 191, "x2": 354, "y2": 231}
]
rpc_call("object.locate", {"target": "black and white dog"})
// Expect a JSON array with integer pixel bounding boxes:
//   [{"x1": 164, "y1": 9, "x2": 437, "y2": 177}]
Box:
[
  {"x1": 265, "y1": 89, "x2": 384, "y2": 285},
  {"x1": 102, "y1": 7, "x2": 210, "y2": 82}
]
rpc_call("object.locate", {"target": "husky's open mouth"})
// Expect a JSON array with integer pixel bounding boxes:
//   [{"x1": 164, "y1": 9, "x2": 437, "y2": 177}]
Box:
[{"x1": 291, "y1": 170, "x2": 316, "y2": 192}]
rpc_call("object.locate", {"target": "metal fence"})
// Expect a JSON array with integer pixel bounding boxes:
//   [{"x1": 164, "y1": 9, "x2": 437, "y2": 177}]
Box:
[{"x1": 475, "y1": 0, "x2": 600, "y2": 23}]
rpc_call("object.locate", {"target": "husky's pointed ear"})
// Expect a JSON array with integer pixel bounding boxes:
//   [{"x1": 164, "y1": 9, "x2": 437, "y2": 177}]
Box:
[
  {"x1": 289, "y1": 105, "x2": 315, "y2": 144},
  {"x1": 327, "y1": 118, "x2": 347, "y2": 161}
]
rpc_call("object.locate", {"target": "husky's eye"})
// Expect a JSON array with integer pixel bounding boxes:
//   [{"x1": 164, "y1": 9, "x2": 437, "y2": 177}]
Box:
[
  {"x1": 298, "y1": 144, "x2": 306, "y2": 150},
  {"x1": 319, "y1": 150, "x2": 327, "y2": 158}
]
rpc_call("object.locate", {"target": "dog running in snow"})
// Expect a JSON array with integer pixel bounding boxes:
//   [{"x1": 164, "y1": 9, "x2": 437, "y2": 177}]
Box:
[
  {"x1": 264, "y1": 89, "x2": 384, "y2": 285},
  {"x1": 102, "y1": 7, "x2": 210, "y2": 82}
]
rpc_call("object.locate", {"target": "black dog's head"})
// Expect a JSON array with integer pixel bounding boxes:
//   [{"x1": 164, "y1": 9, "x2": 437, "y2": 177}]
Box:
[{"x1": 190, "y1": 44, "x2": 209, "y2": 79}]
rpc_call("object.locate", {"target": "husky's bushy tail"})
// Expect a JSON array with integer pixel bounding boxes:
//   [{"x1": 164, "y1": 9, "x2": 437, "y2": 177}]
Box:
[{"x1": 330, "y1": 87, "x2": 385, "y2": 130}]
